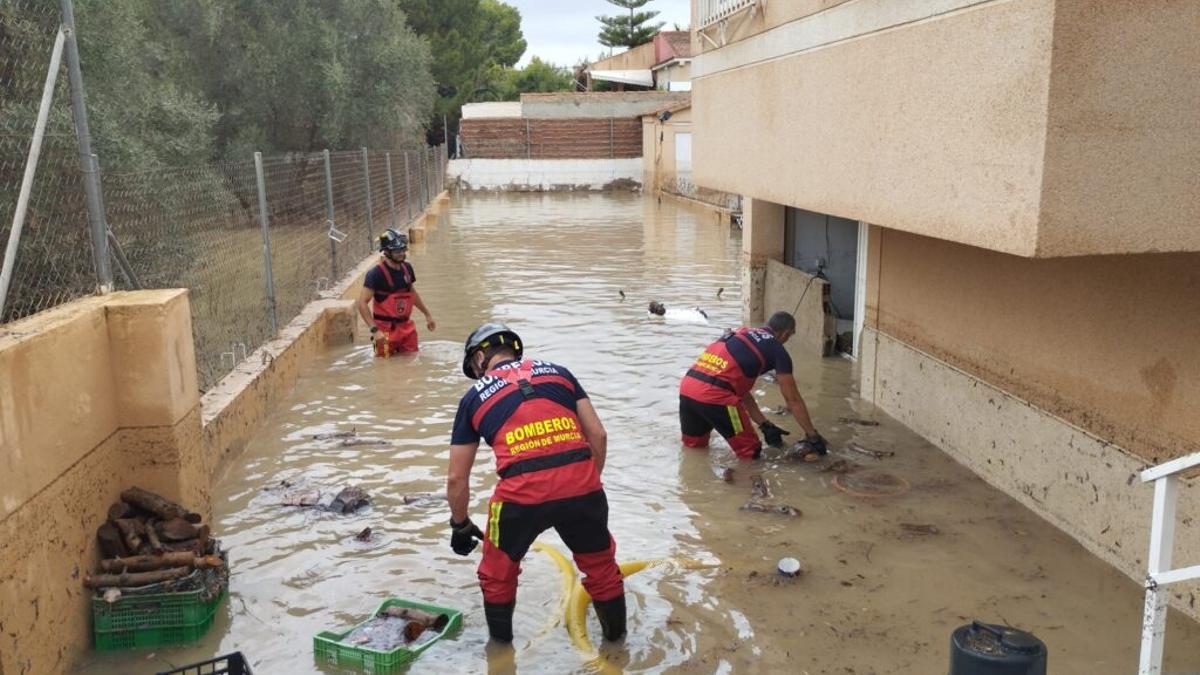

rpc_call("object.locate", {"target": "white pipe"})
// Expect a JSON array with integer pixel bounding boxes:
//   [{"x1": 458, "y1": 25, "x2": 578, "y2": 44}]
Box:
[{"x1": 0, "y1": 28, "x2": 67, "y2": 318}]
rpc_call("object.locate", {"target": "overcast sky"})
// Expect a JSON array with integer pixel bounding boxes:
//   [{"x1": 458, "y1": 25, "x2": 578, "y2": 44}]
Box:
[{"x1": 506, "y1": 0, "x2": 692, "y2": 68}]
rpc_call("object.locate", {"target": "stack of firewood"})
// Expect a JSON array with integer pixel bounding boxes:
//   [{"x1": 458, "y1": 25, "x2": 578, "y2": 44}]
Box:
[{"x1": 85, "y1": 487, "x2": 223, "y2": 590}]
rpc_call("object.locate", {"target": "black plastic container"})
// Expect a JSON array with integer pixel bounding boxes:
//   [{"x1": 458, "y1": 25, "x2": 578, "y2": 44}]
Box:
[
  {"x1": 156, "y1": 651, "x2": 253, "y2": 675},
  {"x1": 949, "y1": 621, "x2": 1047, "y2": 675}
]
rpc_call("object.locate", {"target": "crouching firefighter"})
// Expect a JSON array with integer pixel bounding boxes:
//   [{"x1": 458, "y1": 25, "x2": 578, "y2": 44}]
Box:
[
  {"x1": 355, "y1": 228, "x2": 436, "y2": 356},
  {"x1": 679, "y1": 311, "x2": 827, "y2": 460},
  {"x1": 445, "y1": 323, "x2": 625, "y2": 643}
]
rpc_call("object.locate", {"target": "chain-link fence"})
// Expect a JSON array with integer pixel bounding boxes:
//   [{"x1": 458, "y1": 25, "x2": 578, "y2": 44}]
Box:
[
  {"x1": 1, "y1": 1, "x2": 449, "y2": 390},
  {"x1": 1, "y1": 0, "x2": 97, "y2": 319}
]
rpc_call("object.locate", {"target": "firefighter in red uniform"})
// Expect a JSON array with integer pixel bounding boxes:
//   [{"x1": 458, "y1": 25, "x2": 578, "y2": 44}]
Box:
[
  {"x1": 679, "y1": 311, "x2": 827, "y2": 460},
  {"x1": 445, "y1": 324, "x2": 626, "y2": 643},
  {"x1": 355, "y1": 229, "x2": 436, "y2": 355}
]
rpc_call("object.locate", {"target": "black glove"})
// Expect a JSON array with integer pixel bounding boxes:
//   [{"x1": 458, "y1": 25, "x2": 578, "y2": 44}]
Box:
[
  {"x1": 759, "y1": 421, "x2": 790, "y2": 448},
  {"x1": 450, "y1": 518, "x2": 484, "y2": 556},
  {"x1": 805, "y1": 432, "x2": 828, "y2": 456}
]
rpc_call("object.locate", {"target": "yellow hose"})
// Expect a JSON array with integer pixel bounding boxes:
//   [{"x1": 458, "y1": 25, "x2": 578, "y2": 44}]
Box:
[{"x1": 531, "y1": 542, "x2": 576, "y2": 618}]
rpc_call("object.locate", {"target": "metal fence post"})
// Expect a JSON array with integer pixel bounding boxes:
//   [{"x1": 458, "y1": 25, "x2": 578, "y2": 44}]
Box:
[
  {"x1": 322, "y1": 149, "x2": 338, "y2": 279},
  {"x1": 403, "y1": 151, "x2": 412, "y2": 222},
  {"x1": 60, "y1": 0, "x2": 112, "y2": 293},
  {"x1": 385, "y1": 152, "x2": 397, "y2": 229},
  {"x1": 91, "y1": 153, "x2": 139, "y2": 289},
  {"x1": 0, "y1": 28, "x2": 66, "y2": 318},
  {"x1": 361, "y1": 147, "x2": 374, "y2": 250},
  {"x1": 253, "y1": 152, "x2": 278, "y2": 335}
]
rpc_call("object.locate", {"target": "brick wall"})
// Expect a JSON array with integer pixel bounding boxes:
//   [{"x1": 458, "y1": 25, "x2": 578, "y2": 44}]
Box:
[{"x1": 460, "y1": 118, "x2": 642, "y2": 159}]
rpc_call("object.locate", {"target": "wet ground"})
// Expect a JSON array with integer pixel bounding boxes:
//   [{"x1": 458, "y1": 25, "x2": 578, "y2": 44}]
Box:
[{"x1": 77, "y1": 192, "x2": 1200, "y2": 674}]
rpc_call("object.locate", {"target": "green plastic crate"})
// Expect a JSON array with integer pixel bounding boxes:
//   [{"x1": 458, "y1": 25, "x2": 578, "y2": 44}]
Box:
[
  {"x1": 313, "y1": 598, "x2": 463, "y2": 674},
  {"x1": 93, "y1": 589, "x2": 227, "y2": 651}
]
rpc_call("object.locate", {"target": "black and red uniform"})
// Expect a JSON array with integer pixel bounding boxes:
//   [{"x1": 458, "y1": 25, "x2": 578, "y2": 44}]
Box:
[
  {"x1": 679, "y1": 327, "x2": 793, "y2": 459},
  {"x1": 451, "y1": 358, "x2": 623, "y2": 606},
  {"x1": 364, "y1": 261, "x2": 418, "y2": 353}
]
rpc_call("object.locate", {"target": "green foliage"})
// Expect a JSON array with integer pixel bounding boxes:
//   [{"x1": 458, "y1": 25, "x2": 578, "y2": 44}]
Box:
[
  {"x1": 487, "y1": 58, "x2": 576, "y2": 101},
  {"x1": 153, "y1": 0, "x2": 435, "y2": 159},
  {"x1": 597, "y1": 0, "x2": 663, "y2": 49},
  {"x1": 397, "y1": 0, "x2": 527, "y2": 124}
]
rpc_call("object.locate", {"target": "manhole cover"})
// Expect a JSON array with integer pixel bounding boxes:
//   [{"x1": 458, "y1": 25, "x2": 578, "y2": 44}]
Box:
[{"x1": 833, "y1": 470, "x2": 910, "y2": 498}]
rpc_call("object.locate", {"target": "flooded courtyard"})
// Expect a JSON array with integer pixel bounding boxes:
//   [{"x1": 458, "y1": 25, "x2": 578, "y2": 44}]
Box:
[{"x1": 78, "y1": 192, "x2": 1200, "y2": 674}]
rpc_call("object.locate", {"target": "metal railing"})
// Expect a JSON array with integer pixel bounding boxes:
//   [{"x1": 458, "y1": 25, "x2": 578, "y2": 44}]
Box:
[
  {"x1": 1138, "y1": 452, "x2": 1200, "y2": 674},
  {"x1": 697, "y1": 0, "x2": 758, "y2": 29}
]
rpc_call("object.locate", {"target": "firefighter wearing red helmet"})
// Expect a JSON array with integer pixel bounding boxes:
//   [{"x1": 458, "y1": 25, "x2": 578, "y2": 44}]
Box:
[
  {"x1": 445, "y1": 323, "x2": 626, "y2": 643},
  {"x1": 355, "y1": 228, "x2": 436, "y2": 355}
]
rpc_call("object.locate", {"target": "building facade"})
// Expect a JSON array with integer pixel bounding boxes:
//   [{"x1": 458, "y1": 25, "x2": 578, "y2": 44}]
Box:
[{"x1": 691, "y1": 0, "x2": 1200, "y2": 611}]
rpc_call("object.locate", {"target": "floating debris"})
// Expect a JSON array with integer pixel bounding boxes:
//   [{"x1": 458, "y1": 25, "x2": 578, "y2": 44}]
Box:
[
  {"x1": 281, "y1": 489, "x2": 321, "y2": 507},
  {"x1": 838, "y1": 417, "x2": 880, "y2": 427},
  {"x1": 847, "y1": 442, "x2": 894, "y2": 460},
  {"x1": 717, "y1": 287, "x2": 724, "y2": 299},
  {"x1": 338, "y1": 437, "x2": 392, "y2": 447},
  {"x1": 313, "y1": 428, "x2": 357, "y2": 441},
  {"x1": 899, "y1": 523, "x2": 940, "y2": 536},
  {"x1": 750, "y1": 473, "x2": 772, "y2": 500},
  {"x1": 330, "y1": 486, "x2": 370, "y2": 514},
  {"x1": 763, "y1": 405, "x2": 788, "y2": 416},
  {"x1": 402, "y1": 493, "x2": 448, "y2": 506},
  {"x1": 741, "y1": 500, "x2": 801, "y2": 517},
  {"x1": 712, "y1": 465, "x2": 735, "y2": 482},
  {"x1": 777, "y1": 557, "x2": 803, "y2": 577},
  {"x1": 354, "y1": 527, "x2": 373, "y2": 542}
]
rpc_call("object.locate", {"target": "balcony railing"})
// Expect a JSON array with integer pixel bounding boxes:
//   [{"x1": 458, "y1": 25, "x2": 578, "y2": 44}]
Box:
[{"x1": 698, "y1": 0, "x2": 757, "y2": 29}]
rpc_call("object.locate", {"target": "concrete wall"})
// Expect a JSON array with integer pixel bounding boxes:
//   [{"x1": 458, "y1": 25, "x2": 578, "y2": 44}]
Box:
[
  {"x1": 691, "y1": 0, "x2": 1200, "y2": 257},
  {"x1": 1036, "y1": 0, "x2": 1200, "y2": 256},
  {"x1": 588, "y1": 42, "x2": 657, "y2": 72},
  {"x1": 692, "y1": 0, "x2": 1054, "y2": 256},
  {"x1": 867, "y1": 228, "x2": 1200, "y2": 465},
  {"x1": 0, "y1": 290, "x2": 204, "y2": 675},
  {"x1": 858, "y1": 227, "x2": 1200, "y2": 613},
  {"x1": 447, "y1": 158, "x2": 642, "y2": 192},
  {"x1": 763, "y1": 260, "x2": 834, "y2": 357},
  {"x1": 461, "y1": 101, "x2": 522, "y2": 119},
  {"x1": 520, "y1": 92, "x2": 690, "y2": 119},
  {"x1": 641, "y1": 107, "x2": 693, "y2": 190}
]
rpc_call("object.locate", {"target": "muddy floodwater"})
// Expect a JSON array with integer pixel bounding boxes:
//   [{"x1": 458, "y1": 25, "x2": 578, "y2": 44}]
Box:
[{"x1": 78, "y1": 193, "x2": 1200, "y2": 674}]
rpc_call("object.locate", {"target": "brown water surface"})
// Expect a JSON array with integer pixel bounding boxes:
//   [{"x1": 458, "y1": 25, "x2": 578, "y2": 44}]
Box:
[{"x1": 77, "y1": 193, "x2": 1200, "y2": 674}]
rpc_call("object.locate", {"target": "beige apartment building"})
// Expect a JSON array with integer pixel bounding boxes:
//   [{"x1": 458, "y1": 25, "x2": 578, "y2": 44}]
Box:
[{"x1": 691, "y1": 0, "x2": 1200, "y2": 607}]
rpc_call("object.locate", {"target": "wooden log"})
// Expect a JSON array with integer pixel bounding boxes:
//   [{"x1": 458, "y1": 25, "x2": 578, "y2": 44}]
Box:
[
  {"x1": 114, "y1": 518, "x2": 144, "y2": 553},
  {"x1": 144, "y1": 520, "x2": 164, "y2": 554},
  {"x1": 156, "y1": 518, "x2": 200, "y2": 542},
  {"x1": 99, "y1": 553, "x2": 223, "y2": 573},
  {"x1": 160, "y1": 539, "x2": 201, "y2": 554},
  {"x1": 120, "y1": 487, "x2": 200, "y2": 523},
  {"x1": 106, "y1": 502, "x2": 134, "y2": 523},
  {"x1": 84, "y1": 566, "x2": 190, "y2": 589},
  {"x1": 97, "y1": 522, "x2": 129, "y2": 559}
]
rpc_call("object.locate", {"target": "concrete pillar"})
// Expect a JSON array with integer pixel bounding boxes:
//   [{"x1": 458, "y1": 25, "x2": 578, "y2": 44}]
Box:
[{"x1": 741, "y1": 197, "x2": 786, "y2": 325}]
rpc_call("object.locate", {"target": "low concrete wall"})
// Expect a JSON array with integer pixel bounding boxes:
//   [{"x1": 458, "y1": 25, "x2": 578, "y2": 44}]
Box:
[
  {"x1": 763, "y1": 259, "x2": 835, "y2": 356},
  {"x1": 448, "y1": 158, "x2": 643, "y2": 191},
  {"x1": 0, "y1": 289, "x2": 204, "y2": 675},
  {"x1": 521, "y1": 91, "x2": 689, "y2": 118},
  {"x1": 860, "y1": 326, "x2": 1200, "y2": 620}
]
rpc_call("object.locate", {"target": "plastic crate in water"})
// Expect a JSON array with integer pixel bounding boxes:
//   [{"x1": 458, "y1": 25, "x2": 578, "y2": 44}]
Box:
[
  {"x1": 92, "y1": 588, "x2": 227, "y2": 651},
  {"x1": 156, "y1": 651, "x2": 253, "y2": 675},
  {"x1": 313, "y1": 598, "x2": 463, "y2": 674}
]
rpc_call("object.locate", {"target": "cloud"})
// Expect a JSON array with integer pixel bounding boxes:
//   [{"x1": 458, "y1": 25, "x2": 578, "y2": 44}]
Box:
[{"x1": 505, "y1": 0, "x2": 691, "y2": 67}]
